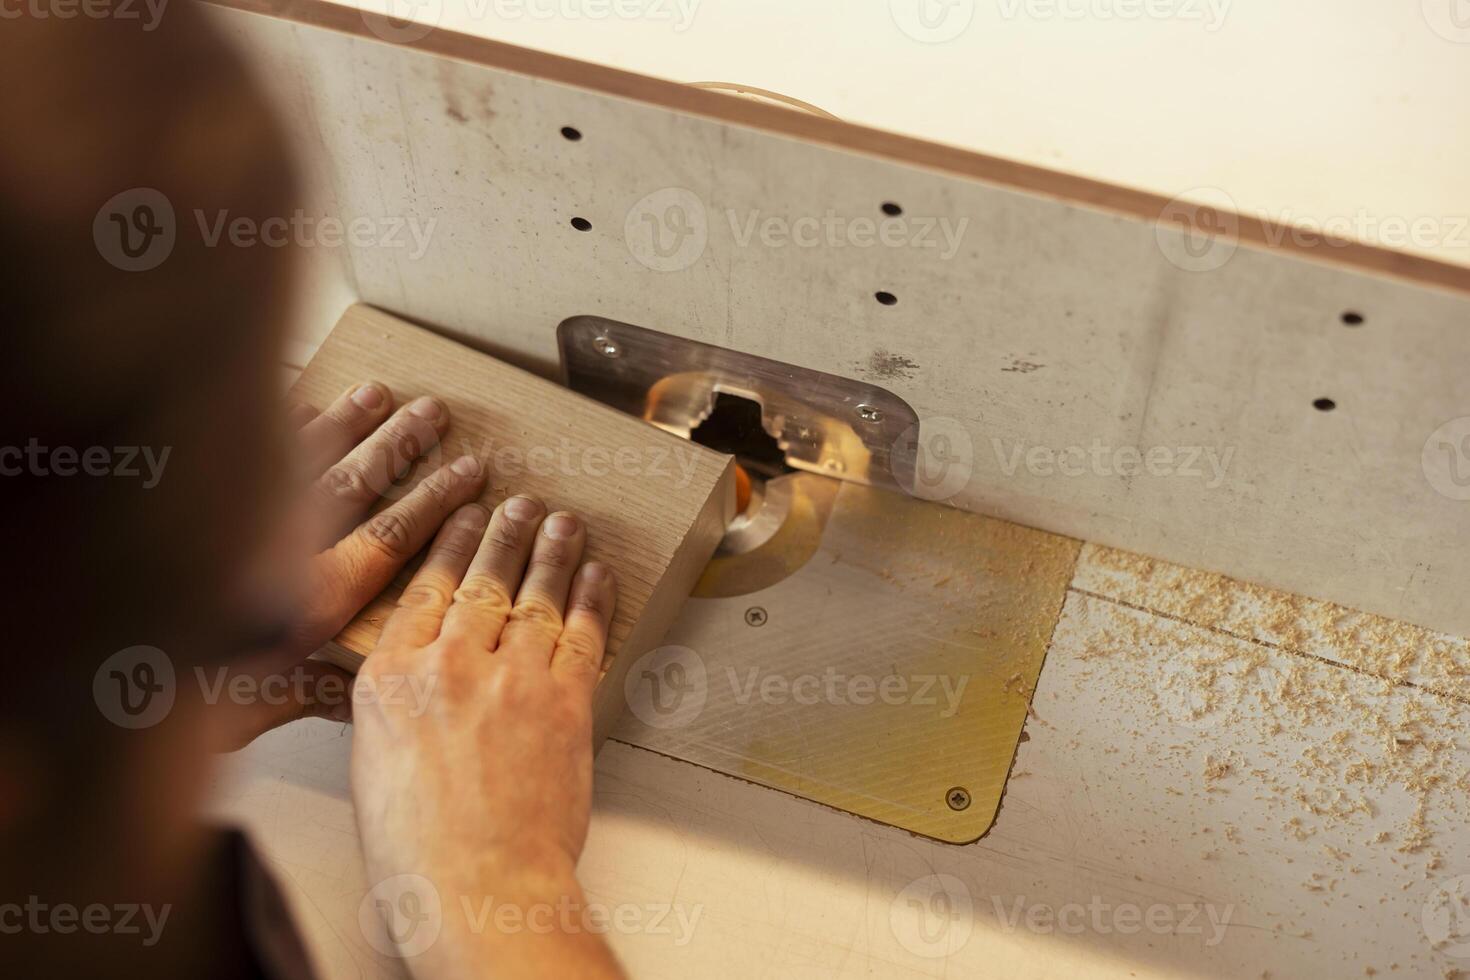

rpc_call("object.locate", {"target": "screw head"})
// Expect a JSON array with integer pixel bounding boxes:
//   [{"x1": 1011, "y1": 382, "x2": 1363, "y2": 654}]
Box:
[
  {"x1": 857, "y1": 403, "x2": 883, "y2": 424},
  {"x1": 744, "y1": 607, "x2": 768, "y2": 627},
  {"x1": 946, "y1": 787, "x2": 971, "y2": 811},
  {"x1": 593, "y1": 335, "x2": 620, "y2": 358}
]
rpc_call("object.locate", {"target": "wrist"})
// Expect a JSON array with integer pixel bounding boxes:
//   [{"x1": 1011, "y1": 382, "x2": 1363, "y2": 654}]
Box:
[
  {"x1": 410, "y1": 860, "x2": 620, "y2": 980},
  {"x1": 438, "y1": 838, "x2": 581, "y2": 901}
]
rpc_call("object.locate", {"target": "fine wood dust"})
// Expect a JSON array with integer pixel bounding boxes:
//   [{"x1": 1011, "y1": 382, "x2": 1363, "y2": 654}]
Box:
[{"x1": 1041, "y1": 544, "x2": 1470, "y2": 976}]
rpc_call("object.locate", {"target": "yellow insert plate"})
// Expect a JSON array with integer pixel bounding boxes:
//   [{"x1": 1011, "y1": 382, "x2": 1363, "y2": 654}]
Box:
[{"x1": 612, "y1": 474, "x2": 1080, "y2": 843}]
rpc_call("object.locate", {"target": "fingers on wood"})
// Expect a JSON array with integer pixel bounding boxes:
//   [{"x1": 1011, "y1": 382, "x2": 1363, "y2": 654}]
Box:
[
  {"x1": 552, "y1": 562, "x2": 617, "y2": 694},
  {"x1": 379, "y1": 502, "x2": 491, "y2": 648},
  {"x1": 309, "y1": 395, "x2": 451, "y2": 544},
  {"x1": 500, "y1": 512, "x2": 587, "y2": 661},
  {"x1": 317, "y1": 455, "x2": 487, "y2": 633},
  {"x1": 441, "y1": 495, "x2": 545, "y2": 650},
  {"x1": 296, "y1": 381, "x2": 395, "y2": 478}
]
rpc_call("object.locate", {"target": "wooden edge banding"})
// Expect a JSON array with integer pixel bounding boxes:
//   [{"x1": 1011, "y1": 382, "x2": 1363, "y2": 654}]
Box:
[{"x1": 200, "y1": 0, "x2": 1470, "y2": 297}]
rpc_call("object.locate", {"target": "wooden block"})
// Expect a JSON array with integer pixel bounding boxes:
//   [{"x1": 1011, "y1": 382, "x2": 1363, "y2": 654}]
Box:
[{"x1": 288, "y1": 305, "x2": 736, "y2": 748}]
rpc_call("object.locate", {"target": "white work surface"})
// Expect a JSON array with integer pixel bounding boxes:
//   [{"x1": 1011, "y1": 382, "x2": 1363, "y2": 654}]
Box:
[{"x1": 211, "y1": 536, "x2": 1470, "y2": 978}]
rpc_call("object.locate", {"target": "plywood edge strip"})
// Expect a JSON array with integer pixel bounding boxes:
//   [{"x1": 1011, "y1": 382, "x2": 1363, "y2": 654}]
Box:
[{"x1": 200, "y1": 0, "x2": 1470, "y2": 297}]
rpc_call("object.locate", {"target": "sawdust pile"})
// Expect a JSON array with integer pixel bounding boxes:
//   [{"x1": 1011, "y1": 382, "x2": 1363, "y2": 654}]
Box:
[
  {"x1": 1040, "y1": 545, "x2": 1470, "y2": 975},
  {"x1": 1068, "y1": 546, "x2": 1469, "y2": 856},
  {"x1": 1081, "y1": 546, "x2": 1470, "y2": 699}
]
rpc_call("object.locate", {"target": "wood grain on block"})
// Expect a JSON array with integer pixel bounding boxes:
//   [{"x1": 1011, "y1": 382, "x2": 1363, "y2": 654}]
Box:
[{"x1": 289, "y1": 305, "x2": 737, "y2": 747}]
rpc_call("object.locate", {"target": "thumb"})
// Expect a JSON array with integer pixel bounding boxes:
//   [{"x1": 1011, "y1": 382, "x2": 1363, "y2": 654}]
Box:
[{"x1": 209, "y1": 660, "x2": 357, "y2": 752}]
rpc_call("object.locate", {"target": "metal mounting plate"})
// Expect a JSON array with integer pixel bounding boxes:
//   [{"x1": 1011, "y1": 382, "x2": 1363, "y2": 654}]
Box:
[{"x1": 558, "y1": 316, "x2": 920, "y2": 493}]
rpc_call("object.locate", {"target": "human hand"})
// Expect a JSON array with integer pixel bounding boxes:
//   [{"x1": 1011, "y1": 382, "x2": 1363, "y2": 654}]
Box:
[
  {"x1": 208, "y1": 381, "x2": 487, "y2": 751},
  {"x1": 349, "y1": 498, "x2": 624, "y2": 978}
]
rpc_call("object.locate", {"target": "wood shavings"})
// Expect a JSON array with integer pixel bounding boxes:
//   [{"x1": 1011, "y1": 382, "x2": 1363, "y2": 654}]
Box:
[
  {"x1": 1064, "y1": 551, "x2": 1468, "y2": 863},
  {"x1": 1080, "y1": 544, "x2": 1470, "y2": 699}
]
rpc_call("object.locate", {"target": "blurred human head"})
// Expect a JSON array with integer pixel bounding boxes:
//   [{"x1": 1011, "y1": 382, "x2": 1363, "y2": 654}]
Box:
[{"x1": 0, "y1": 2, "x2": 299, "y2": 966}]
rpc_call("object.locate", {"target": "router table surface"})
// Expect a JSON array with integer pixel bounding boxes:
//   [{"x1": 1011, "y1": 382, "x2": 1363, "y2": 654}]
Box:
[{"x1": 209, "y1": 530, "x2": 1470, "y2": 979}]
